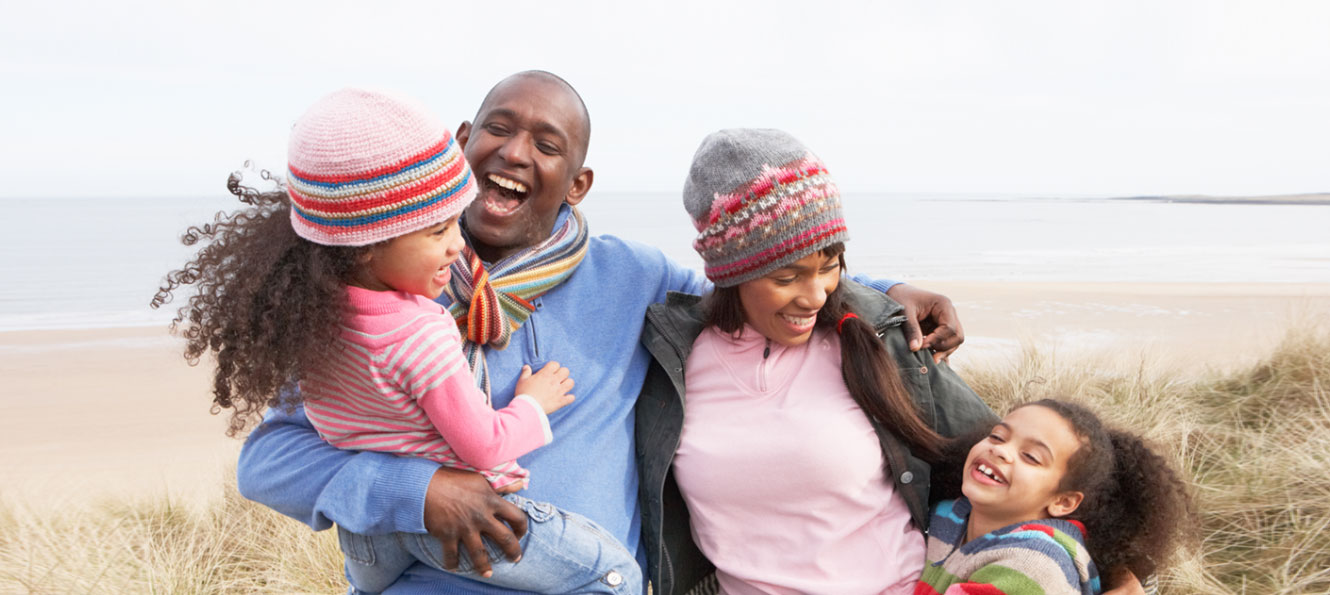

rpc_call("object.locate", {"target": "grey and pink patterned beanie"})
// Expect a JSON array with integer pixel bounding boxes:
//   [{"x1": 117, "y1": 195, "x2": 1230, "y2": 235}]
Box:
[{"x1": 683, "y1": 128, "x2": 849, "y2": 287}]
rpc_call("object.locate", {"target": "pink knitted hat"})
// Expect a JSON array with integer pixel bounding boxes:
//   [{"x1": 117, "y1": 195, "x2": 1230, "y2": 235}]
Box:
[{"x1": 286, "y1": 88, "x2": 477, "y2": 246}]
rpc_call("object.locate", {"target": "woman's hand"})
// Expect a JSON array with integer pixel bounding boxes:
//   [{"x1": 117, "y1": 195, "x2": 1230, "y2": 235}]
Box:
[
  {"x1": 422, "y1": 467, "x2": 527, "y2": 578},
  {"x1": 886, "y1": 283, "x2": 965, "y2": 362}
]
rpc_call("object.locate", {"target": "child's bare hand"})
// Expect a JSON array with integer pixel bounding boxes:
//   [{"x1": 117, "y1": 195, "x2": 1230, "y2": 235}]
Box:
[{"x1": 516, "y1": 362, "x2": 575, "y2": 414}]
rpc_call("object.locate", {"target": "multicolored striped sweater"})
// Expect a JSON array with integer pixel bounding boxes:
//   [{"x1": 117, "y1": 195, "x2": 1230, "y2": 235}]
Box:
[
  {"x1": 302, "y1": 286, "x2": 553, "y2": 491},
  {"x1": 915, "y1": 498, "x2": 1100, "y2": 595}
]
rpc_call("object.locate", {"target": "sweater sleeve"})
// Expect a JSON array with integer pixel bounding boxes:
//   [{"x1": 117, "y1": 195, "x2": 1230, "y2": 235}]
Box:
[
  {"x1": 236, "y1": 404, "x2": 440, "y2": 535},
  {"x1": 393, "y1": 326, "x2": 552, "y2": 470},
  {"x1": 662, "y1": 252, "x2": 711, "y2": 296},
  {"x1": 846, "y1": 272, "x2": 901, "y2": 293}
]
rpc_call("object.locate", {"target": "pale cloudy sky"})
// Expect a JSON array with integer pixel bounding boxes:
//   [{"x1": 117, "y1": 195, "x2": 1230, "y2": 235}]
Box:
[{"x1": 2, "y1": 0, "x2": 1328, "y2": 198}]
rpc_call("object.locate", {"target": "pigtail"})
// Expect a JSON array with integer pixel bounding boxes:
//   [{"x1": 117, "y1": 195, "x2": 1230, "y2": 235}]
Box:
[
  {"x1": 1075, "y1": 429, "x2": 1194, "y2": 580},
  {"x1": 830, "y1": 301, "x2": 944, "y2": 462},
  {"x1": 151, "y1": 172, "x2": 366, "y2": 436}
]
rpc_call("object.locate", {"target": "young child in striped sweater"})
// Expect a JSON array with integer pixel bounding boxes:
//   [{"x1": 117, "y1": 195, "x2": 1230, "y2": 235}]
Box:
[
  {"x1": 915, "y1": 399, "x2": 1192, "y2": 595},
  {"x1": 154, "y1": 88, "x2": 640, "y2": 594}
]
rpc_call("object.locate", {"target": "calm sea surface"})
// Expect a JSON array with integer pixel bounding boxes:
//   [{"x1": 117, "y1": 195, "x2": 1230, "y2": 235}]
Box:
[{"x1": 1, "y1": 193, "x2": 1326, "y2": 331}]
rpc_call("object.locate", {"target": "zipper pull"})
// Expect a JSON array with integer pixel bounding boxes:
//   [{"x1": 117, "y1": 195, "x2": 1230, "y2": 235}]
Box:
[{"x1": 763, "y1": 338, "x2": 771, "y2": 359}]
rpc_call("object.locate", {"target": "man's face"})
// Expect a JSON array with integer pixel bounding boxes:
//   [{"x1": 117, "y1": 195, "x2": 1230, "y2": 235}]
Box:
[{"x1": 457, "y1": 76, "x2": 592, "y2": 262}]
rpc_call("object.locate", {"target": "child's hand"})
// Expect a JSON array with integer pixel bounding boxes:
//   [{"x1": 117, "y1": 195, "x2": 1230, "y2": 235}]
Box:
[{"x1": 516, "y1": 362, "x2": 575, "y2": 414}]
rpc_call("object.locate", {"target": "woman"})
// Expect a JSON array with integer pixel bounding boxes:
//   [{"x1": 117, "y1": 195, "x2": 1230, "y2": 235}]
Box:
[{"x1": 635, "y1": 129, "x2": 996, "y2": 595}]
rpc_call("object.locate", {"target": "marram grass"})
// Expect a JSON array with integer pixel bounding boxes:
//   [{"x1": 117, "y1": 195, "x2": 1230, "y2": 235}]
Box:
[
  {"x1": 0, "y1": 484, "x2": 345, "y2": 594},
  {"x1": 2, "y1": 326, "x2": 1327, "y2": 594}
]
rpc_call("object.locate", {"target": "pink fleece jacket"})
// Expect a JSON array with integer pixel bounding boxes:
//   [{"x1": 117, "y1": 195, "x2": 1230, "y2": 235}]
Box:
[{"x1": 672, "y1": 325, "x2": 924, "y2": 595}]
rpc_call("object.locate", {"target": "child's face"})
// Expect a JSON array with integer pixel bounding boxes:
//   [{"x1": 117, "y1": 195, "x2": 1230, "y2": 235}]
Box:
[
  {"x1": 361, "y1": 215, "x2": 465, "y2": 299},
  {"x1": 962, "y1": 404, "x2": 1085, "y2": 525}
]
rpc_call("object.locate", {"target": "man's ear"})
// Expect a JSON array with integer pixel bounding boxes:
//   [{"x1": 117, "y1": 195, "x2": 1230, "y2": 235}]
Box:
[
  {"x1": 564, "y1": 167, "x2": 594, "y2": 206},
  {"x1": 1046, "y1": 491, "x2": 1085, "y2": 518},
  {"x1": 456, "y1": 121, "x2": 472, "y2": 149}
]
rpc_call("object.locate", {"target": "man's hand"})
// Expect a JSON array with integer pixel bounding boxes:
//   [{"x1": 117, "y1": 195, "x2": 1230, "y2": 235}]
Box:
[
  {"x1": 422, "y1": 467, "x2": 527, "y2": 578},
  {"x1": 885, "y1": 284, "x2": 964, "y2": 363}
]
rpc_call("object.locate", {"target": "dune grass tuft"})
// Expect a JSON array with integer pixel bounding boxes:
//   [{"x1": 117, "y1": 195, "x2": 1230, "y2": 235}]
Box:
[{"x1": 0, "y1": 483, "x2": 344, "y2": 594}]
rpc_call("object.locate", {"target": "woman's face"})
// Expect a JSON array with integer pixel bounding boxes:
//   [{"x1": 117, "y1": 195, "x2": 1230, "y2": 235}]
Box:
[{"x1": 737, "y1": 251, "x2": 841, "y2": 347}]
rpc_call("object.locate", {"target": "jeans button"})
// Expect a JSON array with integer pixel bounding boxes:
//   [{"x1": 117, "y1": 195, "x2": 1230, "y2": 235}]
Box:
[{"x1": 603, "y1": 570, "x2": 624, "y2": 587}]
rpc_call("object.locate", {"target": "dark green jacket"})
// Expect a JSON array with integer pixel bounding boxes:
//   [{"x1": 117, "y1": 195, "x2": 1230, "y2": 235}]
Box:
[{"x1": 634, "y1": 280, "x2": 997, "y2": 595}]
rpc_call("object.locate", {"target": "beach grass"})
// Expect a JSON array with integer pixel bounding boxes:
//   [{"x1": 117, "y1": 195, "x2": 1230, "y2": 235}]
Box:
[
  {"x1": 0, "y1": 484, "x2": 345, "y2": 594},
  {"x1": 2, "y1": 325, "x2": 1328, "y2": 594}
]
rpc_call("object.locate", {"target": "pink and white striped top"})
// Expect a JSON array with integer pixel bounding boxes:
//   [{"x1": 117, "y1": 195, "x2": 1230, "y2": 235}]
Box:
[{"x1": 302, "y1": 286, "x2": 552, "y2": 490}]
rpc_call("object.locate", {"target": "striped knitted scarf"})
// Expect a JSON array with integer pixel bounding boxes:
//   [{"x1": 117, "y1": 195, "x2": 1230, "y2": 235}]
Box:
[{"x1": 444, "y1": 206, "x2": 589, "y2": 400}]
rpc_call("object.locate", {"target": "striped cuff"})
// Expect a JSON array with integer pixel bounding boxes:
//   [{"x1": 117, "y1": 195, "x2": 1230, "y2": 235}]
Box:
[{"x1": 513, "y1": 394, "x2": 554, "y2": 445}]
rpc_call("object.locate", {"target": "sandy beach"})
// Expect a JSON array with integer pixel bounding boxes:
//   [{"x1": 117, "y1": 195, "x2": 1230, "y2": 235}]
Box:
[{"x1": 3, "y1": 281, "x2": 1328, "y2": 506}]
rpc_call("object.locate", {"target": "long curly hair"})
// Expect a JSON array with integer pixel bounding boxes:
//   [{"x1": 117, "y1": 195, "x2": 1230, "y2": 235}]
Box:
[
  {"x1": 151, "y1": 171, "x2": 367, "y2": 436},
  {"x1": 1025, "y1": 399, "x2": 1195, "y2": 580},
  {"x1": 701, "y1": 242, "x2": 944, "y2": 462}
]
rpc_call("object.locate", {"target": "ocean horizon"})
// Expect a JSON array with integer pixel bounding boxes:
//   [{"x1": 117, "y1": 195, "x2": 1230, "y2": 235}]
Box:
[{"x1": 2, "y1": 192, "x2": 1326, "y2": 332}]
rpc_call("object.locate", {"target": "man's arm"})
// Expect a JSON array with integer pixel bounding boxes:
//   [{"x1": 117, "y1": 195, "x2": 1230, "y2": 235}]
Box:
[
  {"x1": 236, "y1": 405, "x2": 527, "y2": 575},
  {"x1": 886, "y1": 283, "x2": 964, "y2": 362},
  {"x1": 846, "y1": 274, "x2": 965, "y2": 362},
  {"x1": 237, "y1": 405, "x2": 440, "y2": 534}
]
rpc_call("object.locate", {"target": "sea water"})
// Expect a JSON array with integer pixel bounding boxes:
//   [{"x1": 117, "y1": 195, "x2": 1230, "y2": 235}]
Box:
[{"x1": 0, "y1": 193, "x2": 1326, "y2": 331}]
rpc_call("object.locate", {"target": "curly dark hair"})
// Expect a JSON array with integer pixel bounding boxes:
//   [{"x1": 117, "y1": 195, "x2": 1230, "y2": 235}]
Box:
[
  {"x1": 1031, "y1": 400, "x2": 1196, "y2": 580},
  {"x1": 701, "y1": 242, "x2": 944, "y2": 461},
  {"x1": 150, "y1": 172, "x2": 367, "y2": 436}
]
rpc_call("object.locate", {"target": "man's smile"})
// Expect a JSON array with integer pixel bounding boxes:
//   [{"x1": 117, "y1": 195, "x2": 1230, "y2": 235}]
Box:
[{"x1": 479, "y1": 173, "x2": 530, "y2": 217}]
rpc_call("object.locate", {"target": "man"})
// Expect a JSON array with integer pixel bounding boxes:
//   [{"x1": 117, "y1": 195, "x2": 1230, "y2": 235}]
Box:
[{"x1": 237, "y1": 70, "x2": 967, "y2": 593}]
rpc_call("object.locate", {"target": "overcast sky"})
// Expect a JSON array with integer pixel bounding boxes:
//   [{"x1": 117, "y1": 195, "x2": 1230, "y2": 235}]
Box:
[{"x1": 3, "y1": 0, "x2": 1328, "y2": 198}]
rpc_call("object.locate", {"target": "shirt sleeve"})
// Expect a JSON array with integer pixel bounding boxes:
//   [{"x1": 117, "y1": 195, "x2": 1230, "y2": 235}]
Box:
[
  {"x1": 236, "y1": 404, "x2": 440, "y2": 535},
  {"x1": 393, "y1": 327, "x2": 552, "y2": 470}
]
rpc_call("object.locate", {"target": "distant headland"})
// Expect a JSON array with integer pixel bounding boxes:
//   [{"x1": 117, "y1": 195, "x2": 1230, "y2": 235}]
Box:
[{"x1": 1112, "y1": 193, "x2": 1330, "y2": 205}]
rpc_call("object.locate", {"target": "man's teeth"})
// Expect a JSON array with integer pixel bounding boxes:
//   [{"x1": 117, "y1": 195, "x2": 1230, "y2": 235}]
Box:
[
  {"x1": 780, "y1": 314, "x2": 815, "y2": 326},
  {"x1": 487, "y1": 173, "x2": 528, "y2": 193},
  {"x1": 977, "y1": 463, "x2": 1003, "y2": 483}
]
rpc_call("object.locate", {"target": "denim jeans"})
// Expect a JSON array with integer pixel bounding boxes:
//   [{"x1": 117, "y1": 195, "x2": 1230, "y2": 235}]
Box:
[{"x1": 337, "y1": 494, "x2": 642, "y2": 594}]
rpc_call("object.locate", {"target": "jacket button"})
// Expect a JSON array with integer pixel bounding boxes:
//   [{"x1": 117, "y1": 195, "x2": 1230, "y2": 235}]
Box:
[
  {"x1": 900, "y1": 471, "x2": 914, "y2": 484},
  {"x1": 919, "y1": 365, "x2": 929, "y2": 374},
  {"x1": 603, "y1": 570, "x2": 624, "y2": 586}
]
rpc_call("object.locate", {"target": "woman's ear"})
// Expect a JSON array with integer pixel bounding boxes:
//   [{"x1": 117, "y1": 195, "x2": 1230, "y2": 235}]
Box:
[{"x1": 1046, "y1": 491, "x2": 1085, "y2": 518}]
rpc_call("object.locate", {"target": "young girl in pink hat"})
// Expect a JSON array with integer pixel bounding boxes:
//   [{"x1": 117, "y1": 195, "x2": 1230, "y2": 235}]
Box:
[{"x1": 154, "y1": 88, "x2": 640, "y2": 594}]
